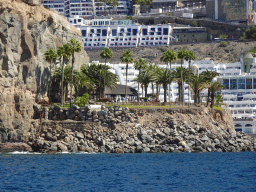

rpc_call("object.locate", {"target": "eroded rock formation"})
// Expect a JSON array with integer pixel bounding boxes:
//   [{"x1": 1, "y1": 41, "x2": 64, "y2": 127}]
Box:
[{"x1": 0, "y1": 0, "x2": 89, "y2": 142}]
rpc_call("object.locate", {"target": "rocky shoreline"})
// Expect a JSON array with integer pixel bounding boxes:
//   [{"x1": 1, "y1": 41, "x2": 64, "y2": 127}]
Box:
[{"x1": 1, "y1": 105, "x2": 255, "y2": 153}]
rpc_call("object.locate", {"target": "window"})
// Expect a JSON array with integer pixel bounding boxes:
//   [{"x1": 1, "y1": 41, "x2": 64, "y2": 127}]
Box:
[
  {"x1": 112, "y1": 29, "x2": 117, "y2": 36},
  {"x1": 163, "y1": 28, "x2": 168, "y2": 35},
  {"x1": 246, "y1": 78, "x2": 252, "y2": 89},
  {"x1": 142, "y1": 29, "x2": 147, "y2": 36},
  {"x1": 223, "y1": 78, "x2": 229, "y2": 89},
  {"x1": 230, "y1": 78, "x2": 237, "y2": 90},
  {"x1": 238, "y1": 77, "x2": 245, "y2": 89},
  {"x1": 102, "y1": 29, "x2": 107, "y2": 36},
  {"x1": 81, "y1": 30, "x2": 86, "y2": 36},
  {"x1": 132, "y1": 29, "x2": 138, "y2": 35}
]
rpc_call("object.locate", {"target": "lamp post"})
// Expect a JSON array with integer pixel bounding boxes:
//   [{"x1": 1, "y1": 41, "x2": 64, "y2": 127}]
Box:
[
  {"x1": 193, "y1": 3, "x2": 195, "y2": 9},
  {"x1": 175, "y1": 5, "x2": 176, "y2": 11},
  {"x1": 199, "y1": 2, "x2": 202, "y2": 8}
]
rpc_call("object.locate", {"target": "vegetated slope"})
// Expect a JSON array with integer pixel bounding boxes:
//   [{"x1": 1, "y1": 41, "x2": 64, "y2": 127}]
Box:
[{"x1": 86, "y1": 41, "x2": 256, "y2": 64}]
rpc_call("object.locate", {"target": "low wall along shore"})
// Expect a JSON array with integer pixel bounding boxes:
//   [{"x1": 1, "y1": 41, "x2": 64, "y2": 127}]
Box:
[{"x1": 2, "y1": 105, "x2": 251, "y2": 153}]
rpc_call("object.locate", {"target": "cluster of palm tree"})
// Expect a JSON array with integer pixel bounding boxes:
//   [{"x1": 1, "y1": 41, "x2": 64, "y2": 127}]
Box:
[
  {"x1": 45, "y1": 39, "x2": 82, "y2": 106},
  {"x1": 133, "y1": 47, "x2": 225, "y2": 107},
  {"x1": 45, "y1": 40, "x2": 118, "y2": 106},
  {"x1": 45, "y1": 44, "x2": 225, "y2": 108}
]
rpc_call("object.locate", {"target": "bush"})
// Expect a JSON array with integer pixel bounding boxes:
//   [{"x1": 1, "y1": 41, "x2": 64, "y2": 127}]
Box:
[
  {"x1": 192, "y1": 21, "x2": 198, "y2": 27},
  {"x1": 73, "y1": 93, "x2": 89, "y2": 107},
  {"x1": 96, "y1": 98, "x2": 113, "y2": 102},
  {"x1": 220, "y1": 41, "x2": 228, "y2": 47}
]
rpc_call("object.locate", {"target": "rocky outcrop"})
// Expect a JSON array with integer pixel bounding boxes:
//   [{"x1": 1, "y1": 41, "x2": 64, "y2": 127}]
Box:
[
  {"x1": 27, "y1": 106, "x2": 256, "y2": 153},
  {"x1": 0, "y1": 0, "x2": 89, "y2": 143}
]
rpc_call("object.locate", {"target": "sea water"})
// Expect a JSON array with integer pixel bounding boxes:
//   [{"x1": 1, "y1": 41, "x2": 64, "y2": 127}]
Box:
[{"x1": 0, "y1": 152, "x2": 255, "y2": 191}]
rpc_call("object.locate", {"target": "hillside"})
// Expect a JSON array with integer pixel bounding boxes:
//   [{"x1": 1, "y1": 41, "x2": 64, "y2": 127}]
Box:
[{"x1": 86, "y1": 41, "x2": 256, "y2": 64}]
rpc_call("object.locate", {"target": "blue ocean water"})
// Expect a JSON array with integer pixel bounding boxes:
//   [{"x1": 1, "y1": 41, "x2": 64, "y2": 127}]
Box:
[{"x1": 0, "y1": 152, "x2": 256, "y2": 192}]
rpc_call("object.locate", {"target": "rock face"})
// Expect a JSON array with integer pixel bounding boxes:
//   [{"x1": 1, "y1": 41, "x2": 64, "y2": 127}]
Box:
[
  {"x1": 28, "y1": 106, "x2": 256, "y2": 153},
  {"x1": 0, "y1": 0, "x2": 89, "y2": 143}
]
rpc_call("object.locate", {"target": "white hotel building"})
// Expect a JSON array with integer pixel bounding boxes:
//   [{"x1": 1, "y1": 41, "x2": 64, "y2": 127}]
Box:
[
  {"x1": 68, "y1": 16, "x2": 207, "y2": 48},
  {"x1": 93, "y1": 53, "x2": 256, "y2": 135}
]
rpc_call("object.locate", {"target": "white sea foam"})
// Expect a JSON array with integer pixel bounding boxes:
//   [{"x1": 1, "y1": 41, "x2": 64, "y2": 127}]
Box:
[{"x1": 8, "y1": 151, "x2": 32, "y2": 154}]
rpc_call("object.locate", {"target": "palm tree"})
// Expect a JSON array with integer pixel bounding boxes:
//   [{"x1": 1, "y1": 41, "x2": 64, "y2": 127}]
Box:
[
  {"x1": 57, "y1": 44, "x2": 72, "y2": 106},
  {"x1": 120, "y1": 50, "x2": 134, "y2": 102},
  {"x1": 52, "y1": 65, "x2": 73, "y2": 103},
  {"x1": 139, "y1": 64, "x2": 155, "y2": 98},
  {"x1": 68, "y1": 39, "x2": 82, "y2": 107},
  {"x1": 154, "y1": 67, "x2": 172, "y2": 103},
  {"x1": 200, "y1": 70, "x2": 219, "y2": 106},
  {"x1": 208, "y1": 82, "x2": 225, "y2": 108},
  {"x1": 172, "y1": 67, "x2": 189, "y2": 104},
  {"x1": 81, "y1": 63, "x2": 118, "y2": 98},
  {"x1": 100, "y1": 47, "x2": 114, "y2": 98},
  {"x1": 184, "y1": 50, "x2": 196, "y2": 107},
  {"x1": 160, "y1": 50, "x2": 177, "y2": 104},
  {"x1": 134, "y1": 58, "x2": 147, "y2": 101},
  {"x1": 178, "y1": 47, "x2": 188, "y2": 106},
  {"x1": 188, "y1": 74, "x2": 207, "y2": 104},
  {"x1": 44, "y1": 48, "x2": 58, "y2": 102}
]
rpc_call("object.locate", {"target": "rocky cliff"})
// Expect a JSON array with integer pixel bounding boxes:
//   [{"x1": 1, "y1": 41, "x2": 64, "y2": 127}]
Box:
[{"x1": 0, "y1": 0, "x2": 89, "y2": 143}]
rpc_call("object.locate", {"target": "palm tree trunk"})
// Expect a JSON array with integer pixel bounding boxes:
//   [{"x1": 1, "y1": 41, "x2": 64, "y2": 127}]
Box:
[
  {"x1": 103, "y1": 58, "x2": 107, "y2": 98},
  {"x1": 169, "y1": 62, "x2": 171, "y2": 106},
  {"x1": 125, "y1": 63, "x2": 128, "y2": 102},
  {"x1": 207, "y1": 89, "x2": 210, "y2": 107},
  {"x1": 211, "y1": 92, "x2": 215, "y2": 108},
  {"x1": 197, "y1": 90, "x2": 200, "y2": 104},
  {"x1": 138, "y1": 70, "x2": 140, "y2": 101},
  {"x1": 194, "y1": 90, "x2": 197, "y2": 104},
  {"x1": 152, "y1": 82, "x2": 154, "y2": 95},
  {"x1": 49, "y1": 61, "x2": 52, "y2": 103},
  {"x1": 156, "y1": 84, "x2": 159, "y2": 101},
  {"x1": 61, "y1": 57, "x2": 65, "y2": 106},
  {"x1": 145, "y1": 84, "x2": 148, "y2": 98},
  {"x1": 181, "y1": 59, "x2": 184, "y2": 106},
  {"x1": 178, "y1": 82, "x2": 181, "y2": 104},
  {"x1": 164, "y1": 85, "x2": 167, "y2": 103},
  {"x1": 188, "y1": 60, "x2": 191, "y2": 107},
  {"x1": 70, "y1": 52, "x2": 75, "y2": 107}
]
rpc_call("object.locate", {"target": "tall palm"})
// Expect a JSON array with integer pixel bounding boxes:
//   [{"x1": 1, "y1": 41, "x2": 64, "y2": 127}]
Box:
[
  {"x1": 208, "y1": 82, "x2": 225, "y2": 108},
  {"x1": 68, "y1": 39, "x2": 82, "y2": 107},
  {"x1": 134, "y1": 58, "x2": 147, "y2": 101},
  {"x1": 100, "y1": 47, "x2": 114, "y2": 98},
  {"x1": 44, "y1": 48, "x2": 58, "y2": 102},
  {"x1": 178, "y1": 47, "x2": 188, "y2": 106},
  {"x1": 57, "y1": 44, "x2": 72, "y2": 106},
  {"x1": 188, "y1": 74, "x2": 207, "y2": 104},
  {"x1": 52, "y1": 65, "x2": 73, "y2": 103},
  {"x1": 154, "y1": 67, "x2": 172, "y2": 103},
  {"x1": 120, "y1": 50, "x2": 134, "y2": 102},
  {"x1": 172, "y1": 67, "x2": 189, "y2": 104},
  {"x1": 161, "y1": 50, "x2": 177, "y2": 104},
  {"x1": 184, "y1": 50, "x2": 196, "y2": 107},
  {"x1": 200, "y1": 70, "x2": 219, "y2": 106}
]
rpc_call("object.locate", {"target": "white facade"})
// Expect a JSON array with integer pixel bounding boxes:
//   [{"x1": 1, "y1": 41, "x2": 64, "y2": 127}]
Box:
[{"x1": 42, "y1": 0, "x2": 133, "y2": 18}]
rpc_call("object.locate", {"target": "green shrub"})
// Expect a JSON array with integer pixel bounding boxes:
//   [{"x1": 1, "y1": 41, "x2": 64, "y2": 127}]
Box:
[
  {"x1": 192, "y1": 21, "x2": 198, "y2": 27},
  {"x1": 220, "y1": 41, "x2": 228, "y2": 47},
  {"x1": 73, "y1": 93, "x2": 89, "y2": 107}
]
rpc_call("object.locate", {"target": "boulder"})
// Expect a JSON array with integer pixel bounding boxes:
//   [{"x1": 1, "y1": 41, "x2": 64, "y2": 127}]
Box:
[
  {"x1": 58, "y1": 143, "x2": 68, "y2": 152},
  {"x1": 75, "y1": 132, "x2": 84, "y2": 139}
]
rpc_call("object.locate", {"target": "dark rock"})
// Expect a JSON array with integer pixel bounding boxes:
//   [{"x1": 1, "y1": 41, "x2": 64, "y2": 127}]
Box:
[{"x1": 46, "y1": 132, "x2": 57, "y2": 141}]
